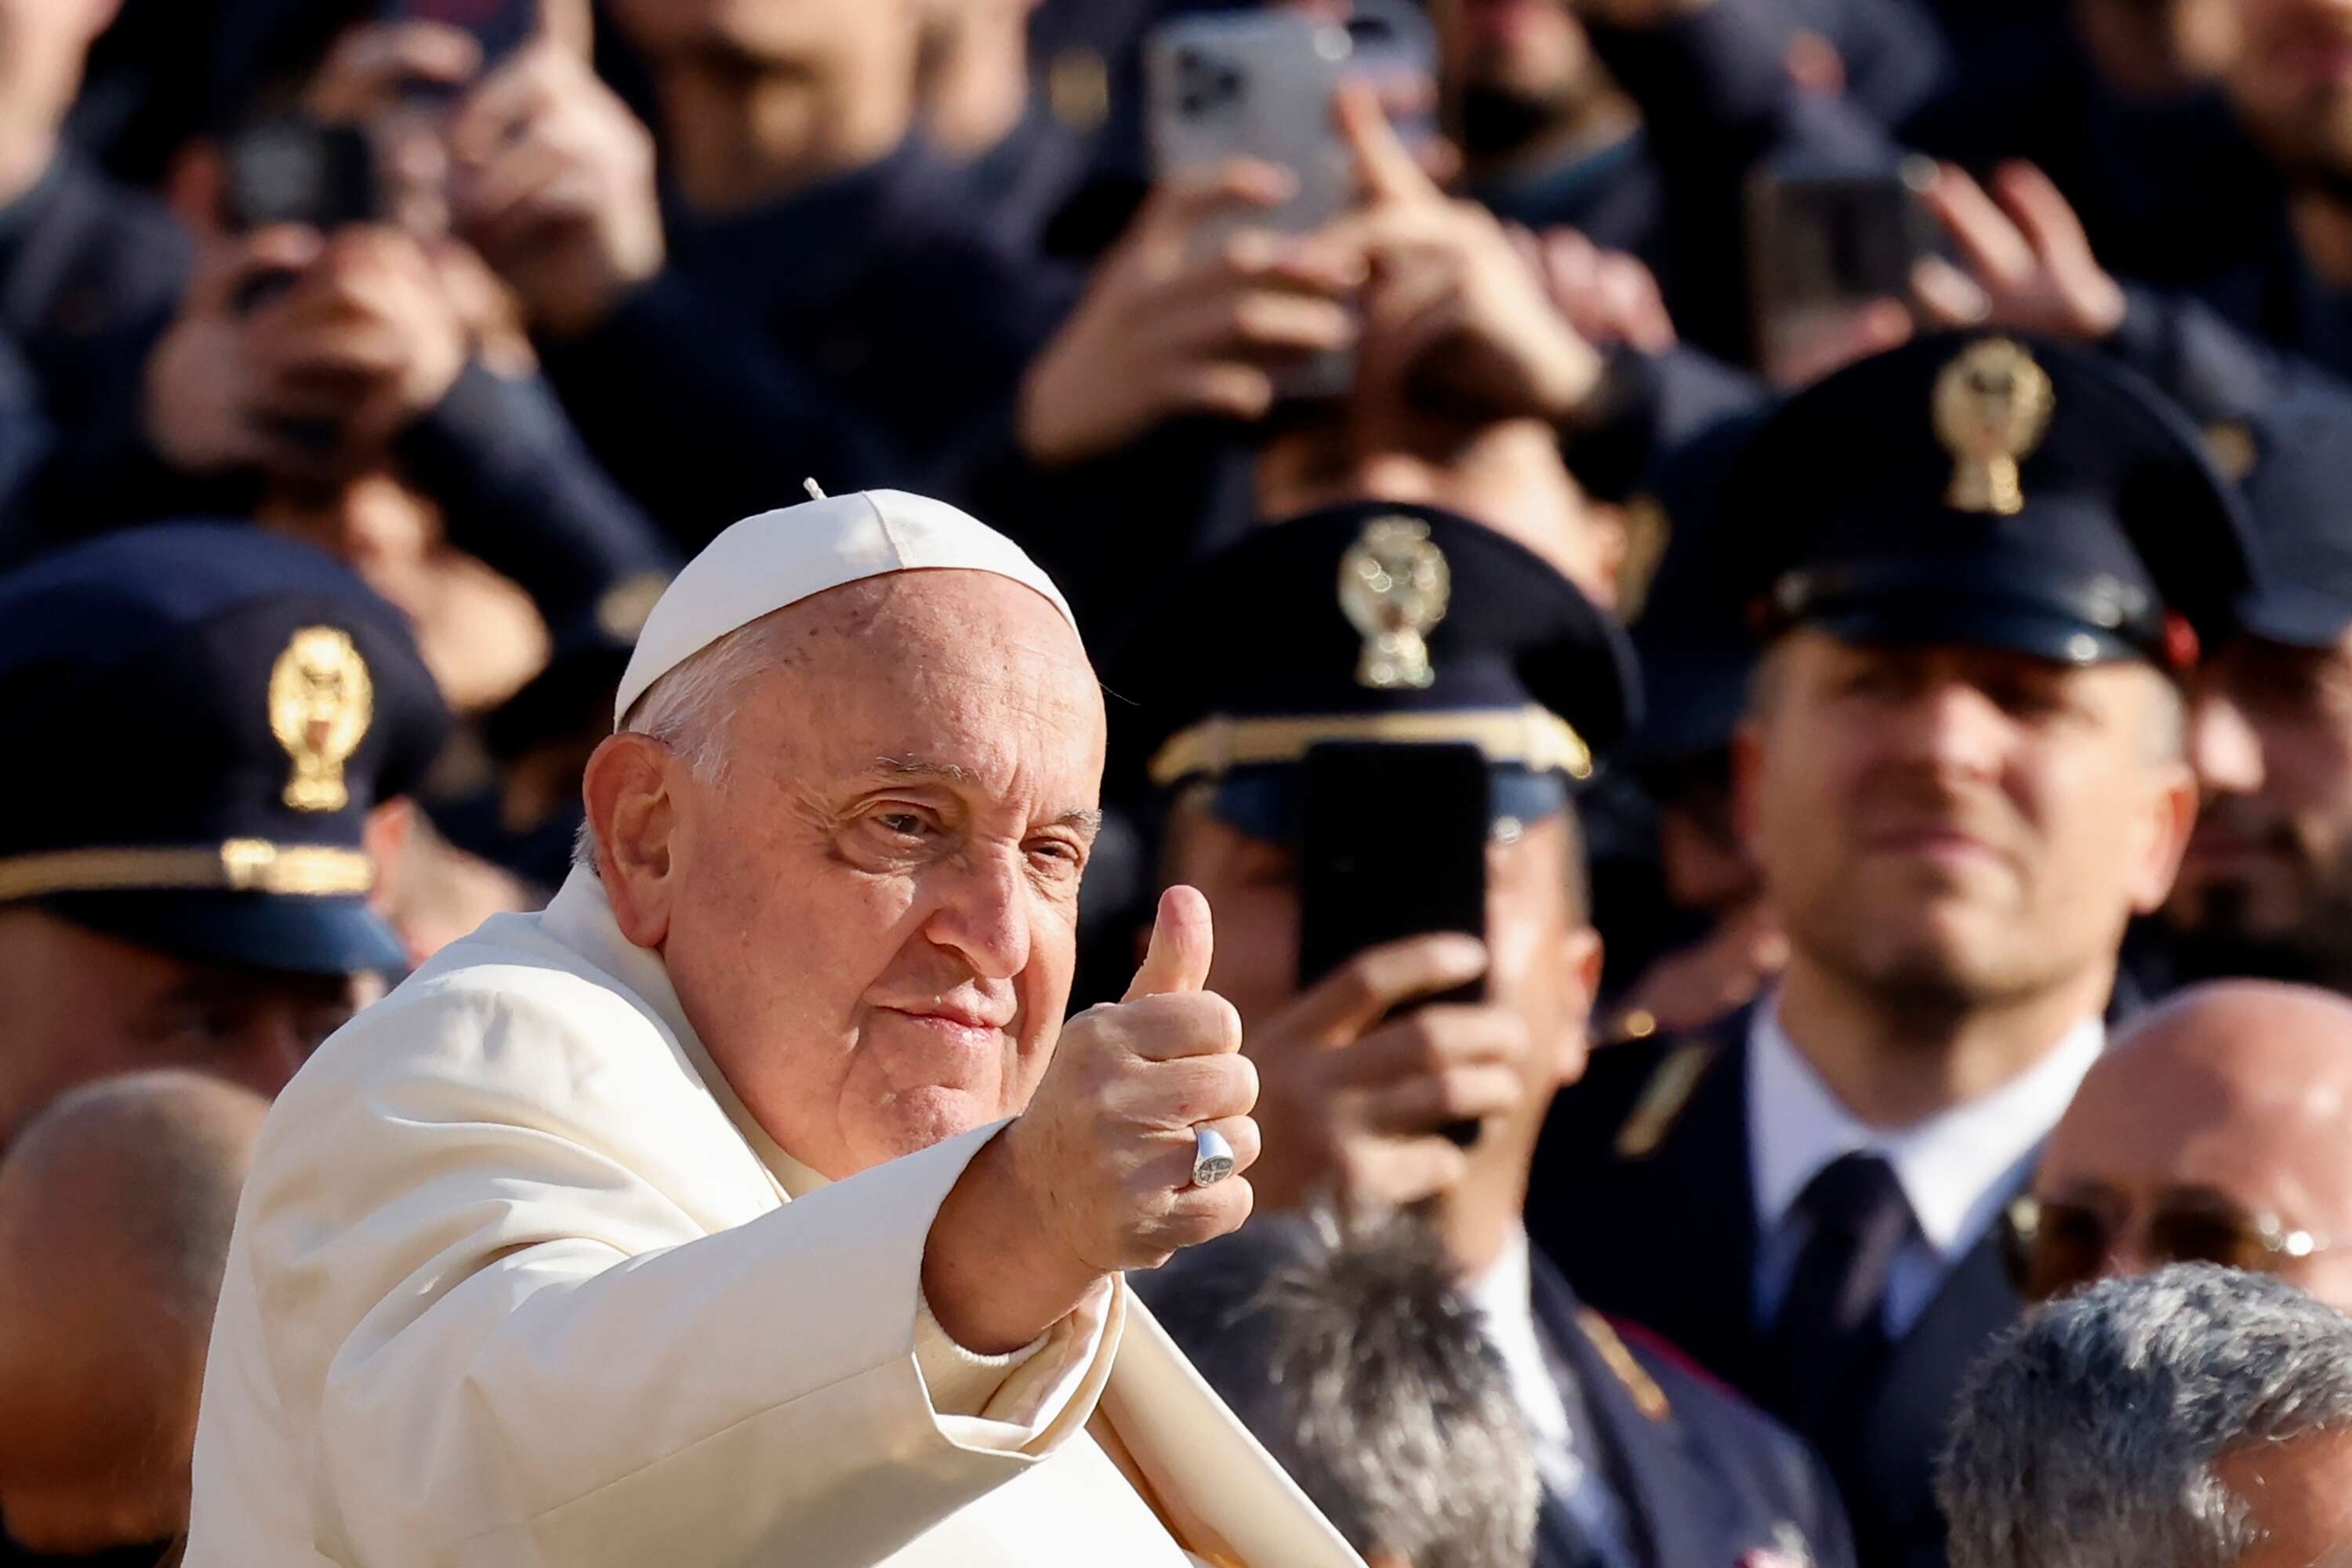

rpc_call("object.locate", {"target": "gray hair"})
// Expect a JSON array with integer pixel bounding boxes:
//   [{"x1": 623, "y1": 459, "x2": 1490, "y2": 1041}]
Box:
[
  {"x1": 1138, "y1": 1208, "x2": 1540, "y2": 1568},
  {"x1": 1938, "y1": 1263, "x2": 2352, "y2": 1568},
  {"x1": 574, "y1": 614, "x2": 799, "y2": 873}
]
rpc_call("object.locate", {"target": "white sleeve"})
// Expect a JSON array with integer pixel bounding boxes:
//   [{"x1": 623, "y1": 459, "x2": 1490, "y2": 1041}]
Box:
[{"x1": 231, "y1": 983, "x2": 1120, "y2": 1568}]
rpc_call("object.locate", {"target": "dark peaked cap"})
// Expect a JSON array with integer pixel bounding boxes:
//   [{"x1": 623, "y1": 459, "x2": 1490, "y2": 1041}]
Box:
[
  {"x1": 1717, "y1": 331, "x2": 2258, "y2": 671},
  {"x1": 1108, "y1": 500, "x2": 1639, "y2": 796},
  {"x1": 0, "y1": 524, "x2": 448, "y2": 975}
]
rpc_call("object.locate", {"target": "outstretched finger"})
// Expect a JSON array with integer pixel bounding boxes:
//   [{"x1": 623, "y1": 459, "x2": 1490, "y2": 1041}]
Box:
[
  {"x1": 1924, "y1": 162, "x2": 2035, "y2": 287},
  {"x1": 1335, "y1": 79, "x2": 1436, "y2": 207},
  {"x1": 1993, "y1": 160, "x2": 2093, "y2": 265}
]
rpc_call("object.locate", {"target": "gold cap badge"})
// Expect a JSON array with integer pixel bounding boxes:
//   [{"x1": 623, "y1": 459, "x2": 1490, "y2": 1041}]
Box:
[
  {"x1": 1339, "y1": 517, "x2": 1451, "y2": 690},
  {"x1": 1933, "y1": 338, "x2": 2054, "y2": 517},
  {"x1": 269, "y1": 626, "x2": 373, "y2": 813}
]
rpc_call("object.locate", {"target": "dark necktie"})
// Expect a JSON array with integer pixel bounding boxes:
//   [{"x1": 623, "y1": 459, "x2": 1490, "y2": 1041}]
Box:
[{"x1": 1768, "y1": 1151, "x2": 1915, "y2": 1446}]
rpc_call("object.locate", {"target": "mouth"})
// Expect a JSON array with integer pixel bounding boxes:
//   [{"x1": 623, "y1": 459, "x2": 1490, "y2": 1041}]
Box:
[
  {"x1": 1862, "y1": 823, "x2": 2002, "y2": 865},
  {"x1": 877, "y1": 1004, "x2": 1013, "y2": 1040}
]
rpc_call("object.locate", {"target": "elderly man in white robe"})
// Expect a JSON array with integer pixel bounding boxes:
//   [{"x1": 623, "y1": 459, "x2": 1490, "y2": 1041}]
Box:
[{"x1": 183, "y1": 489, "x2": 1361, "y2": 1568}]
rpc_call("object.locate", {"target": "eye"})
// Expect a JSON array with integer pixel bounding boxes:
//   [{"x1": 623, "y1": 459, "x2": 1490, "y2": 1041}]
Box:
[
  {"x1": 1836, "y1": 662, "x2": 1903, "y2": 699},
  {"x1": 878, "y1": 812, "x2": 927, "y2": 837},
  {"x1": 1025, "y1": 837, "x2": 1087, "y2": 876}
]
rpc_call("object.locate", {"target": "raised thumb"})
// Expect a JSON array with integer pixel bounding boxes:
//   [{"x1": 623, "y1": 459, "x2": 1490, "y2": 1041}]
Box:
[{"x1": 1123, "y1": 885, "x2": 1214, "y2": 1001}]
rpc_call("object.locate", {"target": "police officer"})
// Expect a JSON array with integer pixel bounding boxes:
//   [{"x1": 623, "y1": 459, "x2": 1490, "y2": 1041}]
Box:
[
  {"x1": 0, "y1": 524, "x2": 448, "y2": 1151},
  {"x1": 1116, "y1": 501, "x2": 1856, "y2": 1568},
  {"x1": 1529, "y1": 332, "x2": 2256, "y2": 1568},
  {"x1": 2156, "y1": 384, "x2": 2352, "y2": 994}
]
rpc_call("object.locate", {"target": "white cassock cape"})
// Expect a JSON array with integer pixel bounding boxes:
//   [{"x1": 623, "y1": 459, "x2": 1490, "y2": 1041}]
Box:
[{"x1": 184, "y1": 868, "x2": 1363, "y2": 1568}]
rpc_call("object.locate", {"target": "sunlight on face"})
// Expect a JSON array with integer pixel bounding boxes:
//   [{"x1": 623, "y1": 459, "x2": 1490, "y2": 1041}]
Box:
[{"x1": 656, "y1": 572, "x2": 1106, "y2": 1181}]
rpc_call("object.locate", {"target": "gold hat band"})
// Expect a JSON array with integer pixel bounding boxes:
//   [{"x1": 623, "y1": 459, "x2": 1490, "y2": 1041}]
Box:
[
  {"x1": 0, "y1": 840, "x2": 376, "y2": 902},
  {"x1": 1149, "y1": 705, "x2": 1592, "y2": 789}
]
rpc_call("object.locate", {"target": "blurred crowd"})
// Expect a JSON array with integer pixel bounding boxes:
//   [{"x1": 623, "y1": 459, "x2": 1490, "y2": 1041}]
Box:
[{"x1": 15, "y1": 0, "x2": 2352, "y2": 1563}]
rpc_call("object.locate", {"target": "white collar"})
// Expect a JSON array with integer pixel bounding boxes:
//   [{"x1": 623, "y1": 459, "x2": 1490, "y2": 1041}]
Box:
[
  {"x1": 1464, "y1": 1225, "x2": 1534, "y2": 1328},
  {"x1": 1463, "y1": 1227, "x2": 1572, "y2": 1455},
  {"x1": 539, "y1": 867, "x2": 831, "y2": 1198},
  {"x1": 1747, "y1": 991, "x2": 2104, "y2": 1257}
]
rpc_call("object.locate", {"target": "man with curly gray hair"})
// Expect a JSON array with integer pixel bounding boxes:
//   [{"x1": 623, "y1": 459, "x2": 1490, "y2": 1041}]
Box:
[{"x1": 1938, "y1": 1264, "x2": 2352, "y2": 1568}]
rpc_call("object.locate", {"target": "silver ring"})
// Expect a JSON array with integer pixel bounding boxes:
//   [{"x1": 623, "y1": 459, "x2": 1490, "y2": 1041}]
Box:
[{"x1": 1190, "y1": 1125, "x2": 1236, "y2": 1188}]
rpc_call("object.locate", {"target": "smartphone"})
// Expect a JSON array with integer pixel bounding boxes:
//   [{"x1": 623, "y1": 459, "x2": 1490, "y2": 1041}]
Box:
[
  {"x1": 1298, "y1": 742, "x2": 1490, "y2": 1147},
  {"x1": 1145, "y1": 10, "x2": 1356, "y2": 400},
  {"x1": 1748, "y1": 157, "x2": 1937, "y2": 385},
  {"x1": 223, "y1": 118, "x2": 383, "y2": 234},
  {"x1": 381, "y1": 0, "x2": 538, "y2": 69}
]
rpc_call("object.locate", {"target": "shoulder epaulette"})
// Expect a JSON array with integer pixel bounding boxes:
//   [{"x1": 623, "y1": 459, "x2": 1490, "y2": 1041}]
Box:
[
  {"x1": 1576, "y1": 1308, "x2": 1672, "y2": 1423},
  {"x1": 1613, "y1": 1040, "x2": 1715, "y2": 1160}
]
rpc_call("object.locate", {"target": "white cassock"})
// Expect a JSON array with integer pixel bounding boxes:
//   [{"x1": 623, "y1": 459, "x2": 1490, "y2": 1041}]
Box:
[{"x1": 183, "y1": 866, "x2": 1363, "y2": 1568}]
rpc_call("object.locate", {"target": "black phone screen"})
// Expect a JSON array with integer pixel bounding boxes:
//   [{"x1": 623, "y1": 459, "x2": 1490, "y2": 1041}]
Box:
[
  {"x1": 1297, "y1": 741, "x2": 1489, "y2": 989},
  {"x1": 1298, "y1": 742, "x2": 1491, "y2": 1145}
]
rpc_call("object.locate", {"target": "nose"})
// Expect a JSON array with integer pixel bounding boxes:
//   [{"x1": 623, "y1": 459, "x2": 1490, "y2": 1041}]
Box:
[
  {"x1": 2103, "y1": 1230, "x2": 2155, "y2": 1282},
  {"x1": 2189, "y1": 686, "x2": 2264, "y2": 797},
  {"x1": 922, "y1": 846, "x2": 1033, "y2": 982},
  {"x1": 1886, "y1": 679, "x2": 2009, "y2": 779}
]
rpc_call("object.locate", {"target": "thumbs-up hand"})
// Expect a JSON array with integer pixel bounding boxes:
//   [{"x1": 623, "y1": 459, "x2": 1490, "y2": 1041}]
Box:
[
  {"x1": 924, "y1": 887, "x2": 1259, "y2": 1355},
  {"x1": 1003, "y1": 886, "x2": 1259, "y2": 1270}
]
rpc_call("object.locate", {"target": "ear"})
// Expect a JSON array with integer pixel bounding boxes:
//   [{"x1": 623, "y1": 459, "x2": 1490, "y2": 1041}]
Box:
[
  {"x1": 1552, "y1": 924, "x2": 1604, "y2": 1086},
  {"x1": 362, "y1": 797, "x2": 417, "y2": 921},
  {"x1": 2128, "y1": 758, "x2": 2201, "y2": 916},
  {"x1": 582, "y1": 732, "x2": 686, "y2": 949},
  {"x1": 1728, "y1": 718, "x2": 1766, "y2": 865}
]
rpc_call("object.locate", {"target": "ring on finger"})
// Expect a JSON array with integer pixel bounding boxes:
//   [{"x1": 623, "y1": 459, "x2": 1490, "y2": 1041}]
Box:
[{"x1": 1190, "y1": 1125, "x2": 1237, "y2": 1188}]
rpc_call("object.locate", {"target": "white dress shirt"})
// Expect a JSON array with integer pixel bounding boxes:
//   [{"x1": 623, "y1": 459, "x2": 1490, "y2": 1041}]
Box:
[
  {"x1": 1466, "y1": 1229, "x2": 1636, "y2": 1565},
  {"x1": 1467, "y1": 1229, "x2": 1579, "y2": 1497},
  {"x1": 1746, "y1": 995, "x2": 2103, "y2": 1338}
]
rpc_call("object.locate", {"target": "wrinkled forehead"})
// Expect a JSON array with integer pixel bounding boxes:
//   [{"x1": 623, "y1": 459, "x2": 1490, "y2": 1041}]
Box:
[{"x1": 731, "y1": 573, "x2": 1105, "y2": 786}]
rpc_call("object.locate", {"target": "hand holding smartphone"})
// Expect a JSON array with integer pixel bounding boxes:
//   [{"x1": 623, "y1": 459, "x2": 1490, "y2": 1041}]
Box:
[
  {"x1": 1298, "y1": 742, "x2": 1491, "y2": 1147},
  {"x1": 1145, "y1": 11, "x2": 1357, "y2": 400}
]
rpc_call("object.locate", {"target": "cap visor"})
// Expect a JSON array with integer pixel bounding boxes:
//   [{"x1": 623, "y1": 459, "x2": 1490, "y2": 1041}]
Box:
[
  {"x1": 40, "y1": 889, "x2": 408, "y2": 977},
  {"x1": 2239, "y1": 584, "x2": 2352, "y2": 652},
  {"x1": 1808, "y1": 599, "x2": 2140, "y2": 666}
]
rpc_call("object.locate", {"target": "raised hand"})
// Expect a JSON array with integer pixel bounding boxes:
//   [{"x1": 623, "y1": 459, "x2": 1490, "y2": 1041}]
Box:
[{"x1": 924, "y1": 887, "x2": 1259, "y2": 1352}]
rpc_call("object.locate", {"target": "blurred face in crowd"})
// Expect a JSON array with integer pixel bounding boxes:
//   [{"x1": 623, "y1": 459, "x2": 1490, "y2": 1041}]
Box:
[
  {"x1": 0, "y1": 908, "x2": 366, "y2": 1151},
  {"x1": 2227, "y1": 0, "x2": 2352, "y2": 180},
  {"x1": 2030, "y1": 981, "x2": 2352, "y2": 1311},
  {"x1": 2172, "y1": 633, "x2": 2352, "y2": 948},
  {"x1": 1163, "y1": 796, "x2": 1599, "y2": 1180},
  {"x1": 604, "y1": 0, "x2": 920, "y2": 76},
  {"x1": 1256, "y1": 421, "x2": 1625, "y2": 612},
  {"x1": 2216, "y1": 1426, "x2": 2352, "y2": 1568},
  {"x1": 586, "y1": 572, "x2": 1105, "y2": 1182},
  {"x1": 2074, "y1": 0, "x2": 2242, "y2": 98},
  {"x1": 603, "y1": 0, "x2": 924, "y2": 205},
  {"x1": 1436, "y1": 0, "x2": 1613, "y2": 161},
  {"x1": 0, "y1": 1073, "x2": 265, "y2": 1556},
  {"x1": 1737, "y1": 634, "x2": 2198, "y2": 1010}
]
